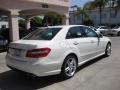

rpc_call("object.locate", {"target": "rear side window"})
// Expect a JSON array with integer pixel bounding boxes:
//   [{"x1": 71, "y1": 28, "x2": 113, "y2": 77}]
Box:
[
  {"x1": 23, "y1": 28, "x2": 61, "y2": 40},
  {"x1": 66, "y1": 26, "x2": 84, "y2": 39}
]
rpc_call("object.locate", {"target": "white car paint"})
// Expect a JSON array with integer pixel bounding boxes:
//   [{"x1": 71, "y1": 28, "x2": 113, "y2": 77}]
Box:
[
  {"x1": 97, "y1": 26, "x2": 110, "y2": 36},
  {"x1": 109, "y1": 26, "x2": 120, "y2": 36},
  {"x1": 6, "y1": 25, "x2": 111, "y2": 77}
]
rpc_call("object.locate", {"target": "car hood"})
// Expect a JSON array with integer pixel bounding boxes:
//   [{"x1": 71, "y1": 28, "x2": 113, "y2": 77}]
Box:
[{"x1": 9, "y1": 40, "x2": 51, "y2": 50}]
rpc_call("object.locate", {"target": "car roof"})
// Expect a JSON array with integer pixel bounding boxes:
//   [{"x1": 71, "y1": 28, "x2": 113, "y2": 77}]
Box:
[
  {"x1": 99, "y1": 26, "x2": 107, "y2": 27},
  {"x1": 46, "y1": 25, "x2": 87, "y2": 28}
]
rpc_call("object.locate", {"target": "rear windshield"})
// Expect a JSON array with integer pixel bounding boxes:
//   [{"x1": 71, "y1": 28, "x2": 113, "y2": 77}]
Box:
[{"x1": 23, "y1": 28, "x2": 61, "y2": 40}]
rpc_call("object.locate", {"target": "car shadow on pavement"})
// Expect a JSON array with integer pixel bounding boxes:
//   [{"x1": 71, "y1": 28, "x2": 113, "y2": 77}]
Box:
[
  {"x1": 0, "y1": 70, "x2": 66, "y2": 90},
  {"x1": 77, "y1": 55, "x2": 106, "y2": 72},
  {"x1": 0, "y1": 55, "x2": 106, "y2": 90},
  {"x1": 0, "y1": 50, "x2": 6, "y2": 53}
]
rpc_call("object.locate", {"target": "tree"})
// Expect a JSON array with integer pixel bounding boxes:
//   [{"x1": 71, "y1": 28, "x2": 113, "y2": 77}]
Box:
[
  {"x1": 93, "y1": 0, "x2": 108, "y2": 25},
  {"x1": 76, "y1": 7, "x2": 93, "y2": 25},
  {"x1": 30, "y1": 16, "x2": 43, "y2": 27},
  {"x1": 84, "y1": 1, "x2": 96, "y2": 10},
  {"x1": 19, "y1": 19, "x2": 25, "y2": 28},
  {"x1": 83, "y1": 0, "x2": 108, "y2": 25},
  {"x1": 42, "y1": 12, "x2": 62, "y2": 26},
  {"x1": 83, "y1": 16, "x2": 93, "y2": 26},
  {"x1": 114, "y1": 0, "x2": 120, "y2": 14},
  {"x1": 76, "y1": 7, "x2": 87, "y2": 24}
]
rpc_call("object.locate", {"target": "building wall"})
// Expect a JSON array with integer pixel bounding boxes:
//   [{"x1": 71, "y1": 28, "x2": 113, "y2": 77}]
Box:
[
  {"x1": 0, "y1": 0, "x2": 69, "y2": 12},
  {"x1": 69, "y1": 8, "x2": 120, "y2": 27}
]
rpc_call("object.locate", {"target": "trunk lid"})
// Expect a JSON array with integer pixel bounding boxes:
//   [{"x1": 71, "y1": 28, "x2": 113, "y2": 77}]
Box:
[
  {"x1": 8, "y1": 40, "x2": 51, "y2": 59},
  {"x1": 9, "y1": 40, "x2": 50, "y2": 50}
]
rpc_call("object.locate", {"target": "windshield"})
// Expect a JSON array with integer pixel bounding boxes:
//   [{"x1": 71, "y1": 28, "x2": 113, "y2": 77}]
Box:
[{"x1": 23, "y1": 27, "x2": 61, "y2": 40}]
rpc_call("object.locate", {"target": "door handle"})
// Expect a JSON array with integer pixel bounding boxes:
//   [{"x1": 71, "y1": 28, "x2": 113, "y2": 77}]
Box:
[{"x1": 73, "y1": 41, "x2": 79, "y2": 45}]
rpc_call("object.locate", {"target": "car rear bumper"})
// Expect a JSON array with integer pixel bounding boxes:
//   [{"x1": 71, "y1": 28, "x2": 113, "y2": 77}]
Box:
[{"x1": 6, "y1": 54, "x2": 61, "y2": 77}]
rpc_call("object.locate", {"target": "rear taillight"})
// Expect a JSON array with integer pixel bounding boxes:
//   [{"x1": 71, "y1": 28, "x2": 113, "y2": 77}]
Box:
[{"x1": 26, "y1": 48, "x2": 51, "y2": 58}]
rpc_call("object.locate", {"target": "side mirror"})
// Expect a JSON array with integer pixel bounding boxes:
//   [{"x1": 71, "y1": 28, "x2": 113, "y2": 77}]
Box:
[{"x1": 96, "y1": 31, "x2": 103, "y2": 38}]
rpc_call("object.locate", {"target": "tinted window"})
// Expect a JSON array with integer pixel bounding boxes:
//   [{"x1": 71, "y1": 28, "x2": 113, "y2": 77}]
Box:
[
  {"x1": 23, "y1": 28, "x2": 61, "y2": 40},
  {"x1": 66, "y1": 26, "x2": 84, "y2": 39},
  {"x1": 84, "y1": 27, "x2": 97, "y2": 37}
]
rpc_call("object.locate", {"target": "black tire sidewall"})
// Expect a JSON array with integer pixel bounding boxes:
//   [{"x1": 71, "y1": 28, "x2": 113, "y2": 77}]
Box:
[
  {"x1": 117, "y1": 32, "x2": 120, "y2": 36},
  {"x1": 105, "y1": 43, "x2": 111, "y2": 57}
]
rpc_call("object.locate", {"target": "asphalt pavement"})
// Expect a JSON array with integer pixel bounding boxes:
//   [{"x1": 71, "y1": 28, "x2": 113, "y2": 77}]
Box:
[{"x1": 0, "y1": 37, "x2": 120, "y2": 90}]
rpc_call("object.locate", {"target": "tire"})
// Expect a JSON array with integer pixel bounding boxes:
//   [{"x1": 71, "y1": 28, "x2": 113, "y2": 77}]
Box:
[
  {"x1": 117, "y1": 32, "x2": 120, "y2": 36},
  {"x1": 61, "y1": 55, "x2": 77, "y2": 79},
  {"x1": 105, "y1": 43, "x2": 112, "y2": 57}
]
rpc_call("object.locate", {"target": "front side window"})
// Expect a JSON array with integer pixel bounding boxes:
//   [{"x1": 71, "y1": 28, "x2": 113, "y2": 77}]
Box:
[
  {"x1": 66, "y1": 26, "x2": 84, "y2": 39},
  {"x1": 84, "y1": 27, "x2": 98, "y2": 37},
  {"x1": 23, "y1": 28, "x2": 61, "y2": 40}
]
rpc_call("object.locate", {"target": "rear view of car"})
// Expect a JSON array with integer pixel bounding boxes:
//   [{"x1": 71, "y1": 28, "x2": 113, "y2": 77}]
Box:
[{"x1": 6, "y1": 27, "x2": 63, "y2": 77}]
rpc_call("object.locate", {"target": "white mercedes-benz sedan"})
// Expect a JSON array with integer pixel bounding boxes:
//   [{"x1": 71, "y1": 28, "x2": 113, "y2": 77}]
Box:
[{"x1": 6, "y1": 25, "x2": 111, "y2": 78}]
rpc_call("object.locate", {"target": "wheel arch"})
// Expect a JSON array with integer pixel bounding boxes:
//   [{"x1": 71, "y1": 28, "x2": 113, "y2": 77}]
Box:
[
  {"x1": 107, "y1": 41, "x2": 111, "y2": 45},
  {"x1": 60, "y1": 53, "x2": 79, "y2": 78},
  {"x1": 62, "y1": 53, "x2": 79, "y2": 68}
]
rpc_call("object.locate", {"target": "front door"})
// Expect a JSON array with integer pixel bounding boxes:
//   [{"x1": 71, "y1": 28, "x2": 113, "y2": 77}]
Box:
[
  {"x1": 66, "y1": 26, "x2": 99, "y2": 63},
  {"x1": 82, "y1": 27, "x2": 100, "y2": 59}
]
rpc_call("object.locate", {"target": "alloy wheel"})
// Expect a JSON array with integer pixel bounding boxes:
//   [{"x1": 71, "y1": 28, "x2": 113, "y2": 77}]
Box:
[
  {"x1": 65, "y1": 58, "x2": 77, "y2": 77},
  {"x1": 61, "y1": 55, "x2": 77, "y2": 78}
]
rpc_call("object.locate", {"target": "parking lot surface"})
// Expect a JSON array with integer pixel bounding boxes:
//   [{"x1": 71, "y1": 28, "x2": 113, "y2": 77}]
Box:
[{"x1": 0, "y1": 37, "x2": 120, "y2": 90}]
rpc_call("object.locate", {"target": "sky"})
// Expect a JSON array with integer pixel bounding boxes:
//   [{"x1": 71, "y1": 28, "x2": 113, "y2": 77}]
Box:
[{"x1": 70, "y1": 0, "x2": 93, "y2": 7}]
